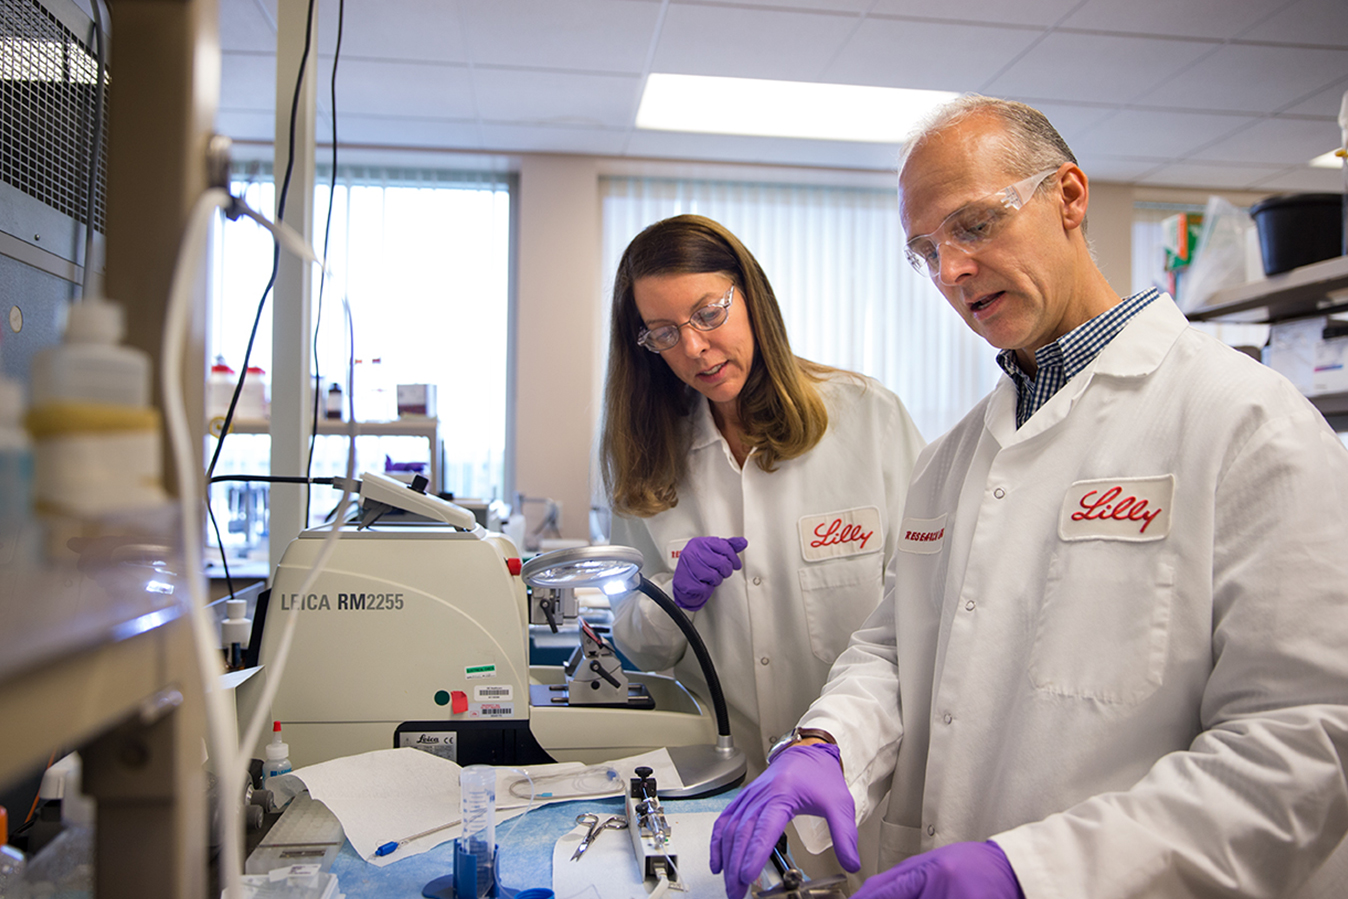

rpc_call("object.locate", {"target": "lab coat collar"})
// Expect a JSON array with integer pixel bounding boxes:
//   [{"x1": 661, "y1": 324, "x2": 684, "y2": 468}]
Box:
[
  {"x1": 984, "y1": 292, "x2": 1185, "y2": 446},
  {"x1": 688, "y1": 394, "x2": 743, "y2": 470}
]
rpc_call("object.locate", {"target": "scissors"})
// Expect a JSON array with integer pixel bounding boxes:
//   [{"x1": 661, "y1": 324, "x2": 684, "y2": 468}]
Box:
[{"x1": 571, "y1": 813, "x2": 628, "y2": 861}]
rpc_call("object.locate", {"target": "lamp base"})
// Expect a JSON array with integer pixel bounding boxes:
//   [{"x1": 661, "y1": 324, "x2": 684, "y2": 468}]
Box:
[{"x1": 661, "y1": 742, "x2": 746, "y2": 798}]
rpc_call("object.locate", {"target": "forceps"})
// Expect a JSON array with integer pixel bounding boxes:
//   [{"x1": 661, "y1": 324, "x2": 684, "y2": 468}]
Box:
[{"x1": 571, "y1": 813, "x2": 628, "y2": 861}]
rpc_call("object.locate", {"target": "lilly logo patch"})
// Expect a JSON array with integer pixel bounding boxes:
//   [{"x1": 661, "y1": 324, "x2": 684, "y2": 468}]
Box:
[
  {"x1": 798, "y1": 506, "x2": 882, "y2": 562},
  {"x1": 1058, "y1": 475, "x2": 1174, "y2": 542}
]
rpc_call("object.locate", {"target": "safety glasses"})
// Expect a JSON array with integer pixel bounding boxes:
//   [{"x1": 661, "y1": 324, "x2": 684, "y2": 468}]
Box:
[{"x1": 904, "y1": 168, "x2": 1059, "y2": 278}]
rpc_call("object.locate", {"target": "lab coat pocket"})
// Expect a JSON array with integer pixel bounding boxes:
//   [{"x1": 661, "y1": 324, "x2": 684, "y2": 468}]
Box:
[
  {"x1": 798, "y1": 556, "x2": 883, "y2": 664},
  {"x1": 877, "y1": 819, "x2": 923, "y2": 871},
  {"x1": 1028, "y1": 547, "x2": 1175, "y2": 705}
]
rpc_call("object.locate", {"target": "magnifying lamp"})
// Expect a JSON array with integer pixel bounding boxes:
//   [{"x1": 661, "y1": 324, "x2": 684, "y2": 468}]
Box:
[{"x1": 521, "y1": 545, "x2": 746, "y2": 797}]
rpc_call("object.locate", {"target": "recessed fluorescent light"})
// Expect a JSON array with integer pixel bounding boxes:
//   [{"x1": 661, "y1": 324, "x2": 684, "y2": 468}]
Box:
[
  {"x1": 636, "y1": 73, "x2": 958, "y2": 143},
  {"x1": 1310, "y1": 149, "x2": 1345, "y2": 169}
]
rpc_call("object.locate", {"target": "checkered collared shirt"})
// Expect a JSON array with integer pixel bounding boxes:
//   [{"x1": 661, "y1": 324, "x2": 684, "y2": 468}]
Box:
[{"x1": 997, "y1": 288, "x2": 1160, "y2": 428}]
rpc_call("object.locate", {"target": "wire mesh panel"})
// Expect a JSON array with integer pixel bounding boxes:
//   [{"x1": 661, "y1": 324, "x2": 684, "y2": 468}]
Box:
[{"x1": 0, "y1": 0, "x2": 106, "y2": 232}]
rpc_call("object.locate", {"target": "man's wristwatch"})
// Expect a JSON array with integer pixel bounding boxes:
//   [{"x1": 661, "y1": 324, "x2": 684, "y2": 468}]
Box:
[{"x1": 767, "y1": 726, "x2": 837, "y2": 765}]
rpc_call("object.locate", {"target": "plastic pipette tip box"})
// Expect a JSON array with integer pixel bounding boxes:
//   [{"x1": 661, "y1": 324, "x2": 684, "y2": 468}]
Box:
[{"x1": 245, "y1": 792, "x2": 345, "y2": 875}]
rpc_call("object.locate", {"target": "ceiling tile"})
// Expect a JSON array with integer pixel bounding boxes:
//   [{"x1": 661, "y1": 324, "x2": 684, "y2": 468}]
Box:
[
  {"x1": 215, "y1": 109, "x2": 277, "y2": 145},
  {"x1": 1276, "y1": 77, "x2": 1348, "y2": 117},
  {"x1": 328, "y1": 116, "x2": 485, "y2": 150},
  {"x1": 1069, "y1": 109, "x2": 1258, "y2": 160},
  {"x1": 1135, "y1": 43, "x2": 1348, "y2": 114},
  {"x1": 1193, "y1": 116, "x2": 1342, "y2": 165},
  {"x1": 477, "y1": 122, "x2": 630, "y2": 155},
  {"x1": 458, "y1": 0, "x2": 661, "y2": 74},
  {"x1": 624, "y1": 129, "x2": 904, "y2": 170},
  {"x1": 1239, "y1": 0, "x2": 1348, "y2": 47},
  {"x1": 1137, "y1": 160, "x2": 1291, "y2": 189},
  {"x1": 314, "y1": 0, "x2": 471, "y2": 65},
  {"x1": 1060, "y1": 0, "x2": 1278, "y2": 41},
  {"x1": 329, "y1": 59, "x2": 478, "y2": 119},
  {"x1": 1006, "y1": 101, "x2": 1120, "y2": 150},
  {"x1": 1074, "y1": 155, "x2": 1169, "y2": 183},
  {"x1": 983, "y1": 31, "x2": 1212, "y2": 104},
  {"x1": 221, "y1": 52, "x2": 277, "y2": 112},
  {"x1": 1246, "y1": 166, "x2": 1346, "y2": 192},
  {"x1": 220, "y1": 0, "x2": 276, "y2": 53},
  {"x1": 867, "y1": 0, "x2": 1082, "y2": 28},
  {"x1": 712, "y1": 0, "x2": 874, "y2": 11},
  {"x1": 652, "y1": 3, "x2": 860, "y2": 80},
  {"x1": 473, "y1": 69, "x2": 640, "y2": 129},
  {"x1": 821, "y1": 18, "x2": 1042, "y2": 92}
]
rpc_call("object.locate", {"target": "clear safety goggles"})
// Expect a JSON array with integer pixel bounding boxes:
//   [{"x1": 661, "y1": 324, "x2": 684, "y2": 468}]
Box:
[
  {"x1": 636, "y1": 284, "x2": 735, "y2": 353},
  {"x1": 904, "y1": 167, "x2": 1060, "y2": 278}
]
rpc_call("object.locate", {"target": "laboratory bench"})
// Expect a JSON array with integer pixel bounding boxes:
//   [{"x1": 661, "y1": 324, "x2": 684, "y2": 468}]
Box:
[{"x1": 243, "y1": 790, "x2": 737, "y2": 898}]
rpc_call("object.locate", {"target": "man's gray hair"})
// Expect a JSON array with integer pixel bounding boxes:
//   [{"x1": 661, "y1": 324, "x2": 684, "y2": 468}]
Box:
[{"x1": 897, "y1": 94, "x2": 1078, "y2": 181}]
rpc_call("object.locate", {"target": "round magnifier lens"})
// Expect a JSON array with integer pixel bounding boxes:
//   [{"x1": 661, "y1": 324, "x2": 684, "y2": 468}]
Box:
[{"x1": 521, "y1": 545, "x2": 644, "y2": 590}]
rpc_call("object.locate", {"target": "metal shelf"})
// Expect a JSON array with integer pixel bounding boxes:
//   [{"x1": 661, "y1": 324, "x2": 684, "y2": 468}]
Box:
[
  {"x1": 1311, "y1": 391, "x2": 1348, "y2": 418},
  {"x1": 0, "y1": 552, "x2": 208, "y2": 898},
  {"x1": 213, "y1": 417, "x2": 442, "y2": 493},
  {"x1": 1187, "y1": 254, "x2": 1348, "y2": 323}
]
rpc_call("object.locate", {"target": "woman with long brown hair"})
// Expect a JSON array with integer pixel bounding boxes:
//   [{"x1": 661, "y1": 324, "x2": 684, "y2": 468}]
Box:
[{"x1": 601, "y1": 214, "x2": 925, "y2": 781}]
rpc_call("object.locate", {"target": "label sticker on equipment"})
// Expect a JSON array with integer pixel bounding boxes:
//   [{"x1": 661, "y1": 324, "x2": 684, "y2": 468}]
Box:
[
  {"x1": 474, "y1": 684, "x2": 513, "y2": 702},
  {"x1": 469, "y1": 703, "x2": 514, "y2": 719},
  {"x1": 465, "y1": 664, "x2": 496, "y2": 680},
  {"x1": 400, "y1": 731, "x2": 457, "y2": 762}
]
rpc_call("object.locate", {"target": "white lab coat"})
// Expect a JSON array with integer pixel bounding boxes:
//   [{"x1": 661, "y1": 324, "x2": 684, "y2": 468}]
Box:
[
  {"x1": 798, "y1": 295, "x2": 1348, "y2": 897},
  {"x1": 609, "y1": 372, "x2": 925, "y2": 775}
]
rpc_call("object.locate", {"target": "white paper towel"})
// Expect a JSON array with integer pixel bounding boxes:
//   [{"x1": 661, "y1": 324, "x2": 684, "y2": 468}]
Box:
[{"x1": 551, "y1": 811, "x2": 723, "y2": 899}]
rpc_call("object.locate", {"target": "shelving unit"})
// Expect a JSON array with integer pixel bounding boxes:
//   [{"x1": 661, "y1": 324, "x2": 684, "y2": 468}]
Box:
[
  {"x1": 219, "y1": 417, "x2": 444, "y2": 493},
  {"x1": 0, "y1": 555, "x2": 208, "y2": 898},
  {"x1": 1186, "y1": 255, "x2": 1348, "y2": 324},
  {"x1": 1186, "y1": 254, "x2": 1348, "y2": 427}
]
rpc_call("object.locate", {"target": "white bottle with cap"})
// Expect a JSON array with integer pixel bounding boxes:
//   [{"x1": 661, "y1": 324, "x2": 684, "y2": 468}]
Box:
[
  {"x1": 0, "y1": 372, "x2": 35, "y2": 572},
  {"x1": 30, "y1": 297, "x2": 149, "y2": 408},
  {"x1": 0, "y1": 375, "x2": 32, "y2": 524},
  {"x1": 25, "y1": 299, "x2": 167, "y2": 552},
  {"x1": 263, "y1": 721, "x2": 293, "y2": 811}
]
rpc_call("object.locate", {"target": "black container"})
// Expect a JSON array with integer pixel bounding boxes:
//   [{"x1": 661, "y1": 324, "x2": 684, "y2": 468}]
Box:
[{"x1": 1249, "y1": 192, "x2": 1345, "y2": 276}]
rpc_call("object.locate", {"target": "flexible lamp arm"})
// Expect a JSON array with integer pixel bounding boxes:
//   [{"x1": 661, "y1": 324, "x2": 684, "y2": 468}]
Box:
[{"x1": 637, "y1": 575, "x2": 732, "y2": 740}]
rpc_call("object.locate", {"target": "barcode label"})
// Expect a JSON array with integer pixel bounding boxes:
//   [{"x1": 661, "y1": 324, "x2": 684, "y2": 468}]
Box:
[
  {"x1": 470, "y1": 703, "x2": 514, "y2": 718},
  {"x1": 474, "y1": 685, "x2": 513, "y2": 702}
]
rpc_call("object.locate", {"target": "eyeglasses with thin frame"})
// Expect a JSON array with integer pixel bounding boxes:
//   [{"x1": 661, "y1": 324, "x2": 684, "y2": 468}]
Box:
[
  {"x1": 904, "y1": 168, "x2": 1060, "y2": 278},
  {"x1": 636, "y1": 284, "x2": 735, "y2": 353}
]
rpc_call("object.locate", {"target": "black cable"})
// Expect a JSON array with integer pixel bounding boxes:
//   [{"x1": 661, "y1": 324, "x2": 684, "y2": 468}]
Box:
[
  {"x1": 210, "y1": 475, "x2": 336, "y2": 485},
  {"x1": 205, "y1": 0, "x2": 318, "y2": 484},
  {"x1": 207, "y1": 500, "x2": 235, "y2": 602},
  {"x1": 306, "y1": 0, "x2": 345, "y2": 523},
  {"x1": 636, "y1": 576, "x2": 732, "y2": 739},
  {"x1": 81, "y1": 0, "x2": 107, "y2": 299}
]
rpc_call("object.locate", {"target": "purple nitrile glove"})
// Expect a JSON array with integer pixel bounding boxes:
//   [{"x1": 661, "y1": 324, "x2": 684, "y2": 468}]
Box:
[
  {"x1": 709, "y1": 742, "x2": 859, "y2": 899},
  {"x1": 671, "y1": 536, "x2": 749, "y2": 611},
  {"x1": 851, "y1": 841, "x2": 1025, "y2": 899}
]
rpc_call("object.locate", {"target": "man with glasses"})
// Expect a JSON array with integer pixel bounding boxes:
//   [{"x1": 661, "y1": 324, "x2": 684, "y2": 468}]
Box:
[{"x1": 711, "y1": 95, "x2": 1348, "y2": 899}]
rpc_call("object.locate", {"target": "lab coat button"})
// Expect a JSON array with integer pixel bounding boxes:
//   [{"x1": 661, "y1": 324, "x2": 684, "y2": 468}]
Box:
[
  {"x1": 760, "y1": 657, "x2": 770, "y2": 666},
  {"x1": 942, "y1": 713, "x2": 952, "y2": 725},
  {"x1": 926, "y1": 824, "x2": 935, "y2": 836},
  {"x1": 965, "y1": 600, "x2": 975, "y2": 611},
  {"x1": 993, "y1": 487, "x2": 1006, "y2": 499},
  {"x1": 752, "y1": 576, "x2": 762, "y2": 586}
]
